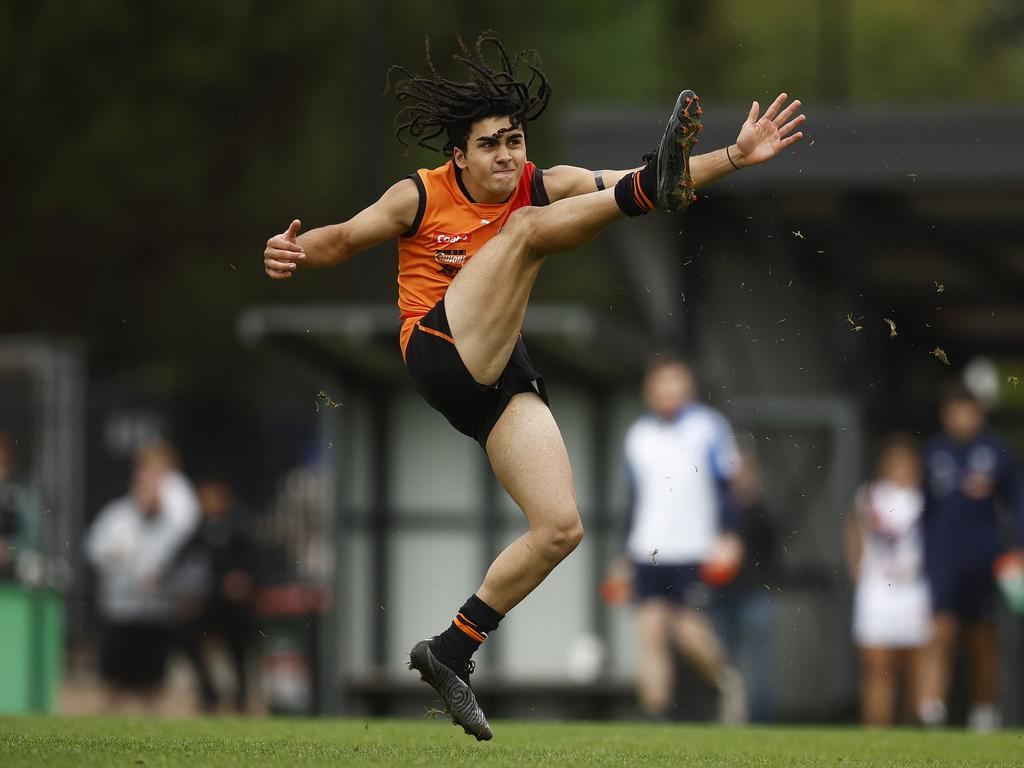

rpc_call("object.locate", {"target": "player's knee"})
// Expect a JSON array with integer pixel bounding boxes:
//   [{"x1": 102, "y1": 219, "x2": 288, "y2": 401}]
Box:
[
  {"x1": 543, "y1": 512, "x2": 584, "y2": 560},
  {"x1": 502, "y1": 206, "x2": 541, "y2": 252}
]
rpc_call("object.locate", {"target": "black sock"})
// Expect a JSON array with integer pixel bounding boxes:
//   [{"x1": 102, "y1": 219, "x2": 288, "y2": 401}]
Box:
[
  {"x1": 613, "y1": 158, "x2": 658, "y2": 217},
  {"x1": 429, "y1": 594, "x2": 504, "y2": 680}
]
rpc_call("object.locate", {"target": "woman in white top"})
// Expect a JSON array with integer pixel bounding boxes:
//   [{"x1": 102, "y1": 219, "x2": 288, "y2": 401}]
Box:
[{"x1": 845, "y1": 434, "x2": 930, "y2": 726}]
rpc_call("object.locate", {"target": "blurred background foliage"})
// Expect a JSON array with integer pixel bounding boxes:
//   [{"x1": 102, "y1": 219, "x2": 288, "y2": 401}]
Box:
[{"x1": 3, "y1": 0, "x2": 1023, "y2": 396}]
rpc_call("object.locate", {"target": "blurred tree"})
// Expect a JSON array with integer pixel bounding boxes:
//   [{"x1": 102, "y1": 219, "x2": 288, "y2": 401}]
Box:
[{"x1": 1, "y1": 0, "x2": 1021, "y2": 397}]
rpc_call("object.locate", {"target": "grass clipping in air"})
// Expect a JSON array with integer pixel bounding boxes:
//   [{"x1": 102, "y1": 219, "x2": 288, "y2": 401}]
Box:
[{"x1": 3, "y1": 716, "x2": 1024, "y2": 768}]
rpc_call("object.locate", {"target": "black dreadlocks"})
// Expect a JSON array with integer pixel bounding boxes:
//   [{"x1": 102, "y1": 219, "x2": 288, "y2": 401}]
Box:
[{"x1": 386, "y1": 32, "x2": 552, "y2": 156}]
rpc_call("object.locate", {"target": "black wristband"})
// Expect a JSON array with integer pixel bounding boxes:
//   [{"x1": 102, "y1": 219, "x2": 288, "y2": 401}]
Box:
[
  {"x1": 594, "y1": 171, "x2": 606, "y2": 191},
  {"x1": 726, "y1": 145, "x2": 741, "y2": 171}
]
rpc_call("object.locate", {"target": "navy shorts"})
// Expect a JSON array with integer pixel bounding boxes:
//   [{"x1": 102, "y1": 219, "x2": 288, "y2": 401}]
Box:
[
  {"x1": 405, "y1": 297, "x2": 549, "y2": 448},
  {"x1": 632, "y1": 563, "x2": 710, "y2": 609},
  {"x1": 927, "y1": 561, "x2": 998, "y2": 621}
]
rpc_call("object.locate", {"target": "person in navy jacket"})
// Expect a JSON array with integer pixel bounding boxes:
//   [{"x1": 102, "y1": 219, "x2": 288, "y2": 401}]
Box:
[{"x1": 917, "y1": 382, "x2": 1024, "y2": 731}]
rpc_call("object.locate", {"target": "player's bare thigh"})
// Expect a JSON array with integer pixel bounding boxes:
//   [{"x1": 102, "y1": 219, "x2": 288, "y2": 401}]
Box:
[
  {"x1": 446, "y1": 188, "x2": 622, "y2": 385},
  {"x1": 444, "y1": 206, "x2": 544, "y2": 385},
  {"x1": 485, "y1": 391, "x2": 580, "y2": 536}
]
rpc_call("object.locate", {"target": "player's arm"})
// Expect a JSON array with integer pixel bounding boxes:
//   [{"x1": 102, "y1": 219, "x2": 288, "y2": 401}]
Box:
[
  {"x1": 843, "y1": 499, "x2": 864, "y2": 581},
  {"x1": 263, "y1": 178, "x2": 419, "y2": 280},
  {"x1": 995, "y1": 445, "x2": 1024, "y2": 549},
  {"x1": 541, "y1": 92, "x2": 805, "y2": 203},
  {"x1": 541, "y1": 164, "x2": 639, "y2": 202}
]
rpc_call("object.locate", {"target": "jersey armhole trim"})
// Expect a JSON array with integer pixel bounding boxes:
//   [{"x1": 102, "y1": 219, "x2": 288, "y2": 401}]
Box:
[
  {"x1": 402, "y1": 173, "x2": 427, "y2": 238},
  {"x1": 530, "y1": 167, "x2": 551, "y2": 207}
]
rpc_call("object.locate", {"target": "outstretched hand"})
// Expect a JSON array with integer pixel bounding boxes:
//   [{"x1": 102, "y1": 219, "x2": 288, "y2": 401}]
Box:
[
  {"x1": 264, "y1": 219, "x2": 305, "y2": 279},
  {"x1": 733, "y1": 93, "x2": 805, "y2": 167}
]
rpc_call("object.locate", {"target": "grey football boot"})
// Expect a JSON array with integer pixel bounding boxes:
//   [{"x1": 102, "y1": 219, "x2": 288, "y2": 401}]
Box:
[
  {"x1": 647, "y1": 89, "x2": 703, "y2": 211},
  {"x1": 409, "y1": 639, "x2": 493, "y2": 741}
]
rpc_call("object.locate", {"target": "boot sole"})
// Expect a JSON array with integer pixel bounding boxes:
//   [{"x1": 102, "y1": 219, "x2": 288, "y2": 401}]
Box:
[
  {"x1": 408, "y1": 640, "x2": 493, "y2": 741},
  {"x1": 656, "y1": 89, "x2": 703, "y2": 211}
]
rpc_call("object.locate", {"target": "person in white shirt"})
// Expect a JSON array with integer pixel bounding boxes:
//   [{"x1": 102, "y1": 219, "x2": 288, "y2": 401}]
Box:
[
  {"x1": 845, "y1": 434, "x2": 930, "y2": 726},
  {"x1": 85, "y1": 441, "x2": 199, "y2": 712},
  {"x1": 606, "y1": 354, "x2": 746, "y2": 722}
]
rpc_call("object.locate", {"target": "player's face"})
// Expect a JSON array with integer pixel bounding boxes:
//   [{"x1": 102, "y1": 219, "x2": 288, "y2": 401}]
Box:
[
  {"x1": 198, "y1": 481, "x2": 232, "y2": 520},
  {"x1": 132, "y1": 461, "x2": 163, "y2": 517},
  {"x1": 879, "y1": 445, "x2": 921, "y2": 487},
  {"x1": 454, "y1": 116, "x2": 526, "y2": 202},
  {"x1": 643, "y1": 363, "x2": 696, "y2": 419},
  {"x1": 941, "y1": 399, "x2": 985, "y2": 443}
]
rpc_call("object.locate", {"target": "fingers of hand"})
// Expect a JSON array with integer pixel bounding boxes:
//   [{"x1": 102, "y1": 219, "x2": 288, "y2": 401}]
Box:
[
  {"x1": 762, "y1": 92, "x2": 788, "y2": 122},
  {"x1": 286, "y1": 219, "x2": 302, "y2": 240},
  {"x1": 778, "y1": 114, "x2": 806, "y2": 137},
  {"x1": 266, "y1": 268, "x2": 293, "y2": 280},
  {"x1": 747, "y1": 100, "x2": 760, "y2": 123},
  {"x1": 773, "y1": 99, "x2": 802, "y2": 127},
  {"x1": 779, "y1": 131, "x2": 805, "y2": 149},
  {"x1": 267, "y1": 235, "x2": 304, "y2": 254},
  {"x1": 265, "y1": 257, "x2": 299, "y2": 274},
  {"x1": 265, "y1": 245, "x2": 304, "y2": 263}
]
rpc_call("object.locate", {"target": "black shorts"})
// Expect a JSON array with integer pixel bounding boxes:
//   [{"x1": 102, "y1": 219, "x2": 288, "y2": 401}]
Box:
[
  {"x1": 99, "y1": 621, "x2": 172, "y2": 690},
  {"x1": 405, "y1": 297, "x2": 549, "y2": 448}
]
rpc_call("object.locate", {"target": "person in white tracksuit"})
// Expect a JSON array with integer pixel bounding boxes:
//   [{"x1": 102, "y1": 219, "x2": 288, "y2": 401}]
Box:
[
  {"x1": 86, "y1": 441, "x2": 199, "y2": 712},
  {"x1": 607, "y1": 354, "x2": 746, "y2": 723},
  {"x1": 845, "y1": 434, "x2": 930, "y2": 726}
]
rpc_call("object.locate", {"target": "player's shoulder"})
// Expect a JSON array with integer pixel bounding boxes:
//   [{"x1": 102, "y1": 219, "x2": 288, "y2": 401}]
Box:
[
  {"x1": 96, "y1": 495, "x2": 135, "y2": 523},
  {"x1": 977, "y1": 431, "x2": 1017, "y2": 465},
  {"x1": 625, "y1": 414, "x2": 652, "y2": 437},
  {"x1": 402, "y1": 162, "x2": 451, "y2": 202},
  {"x1": 978, "y1": 430, "x2": 1010, "y2": 449},
  {"x1": 624, "y1": 414, "x2": 660, "y2": 445},
  {"x1": 383, "y1": 174, "x2": 425, "y2": 206},
  {"x1": 684, "y1": 402, "x2": 731, "y2": 433}
]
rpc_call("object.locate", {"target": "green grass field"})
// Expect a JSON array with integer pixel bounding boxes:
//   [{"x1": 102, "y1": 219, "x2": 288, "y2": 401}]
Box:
[{"x1": 2, "y1": 716, "x2": 1022, "y2": 767}]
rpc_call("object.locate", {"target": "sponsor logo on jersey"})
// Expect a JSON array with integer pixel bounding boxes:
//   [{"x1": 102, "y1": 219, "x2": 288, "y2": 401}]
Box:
[
  {"x1": 433, "y1": 231, "x2": 472, "y2": 246},
  {"x1": 434, "y1": 249, "x2": 467, "y2": 267}
]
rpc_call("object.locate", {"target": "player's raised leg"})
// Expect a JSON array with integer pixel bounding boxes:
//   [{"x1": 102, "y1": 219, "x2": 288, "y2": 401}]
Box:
[
  {"x1": 445, "y1": 190, "x2": 619, "y2": 384},
  {"x1": 446, "y1": 90, "x2": 702, "y2": 385}
]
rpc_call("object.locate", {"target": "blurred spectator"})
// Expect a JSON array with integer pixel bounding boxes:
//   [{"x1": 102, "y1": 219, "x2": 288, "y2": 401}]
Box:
[
  {"x1": 918, "y1": 383, "x2": 1024, "y2": 731},
  {"x1": 174, "y1": 478, "x2": 257, "y2": 713},
  {"x1": 713, "y1": 449, "x2": 778, "y2": 723},
  {"x1": 0, "y1": 431, "x2": 43, "y2": 579},
  {"x1": 606, "y1": 354, "x2": 746, "y2": 723},
  {"x1": 85, "y1": 441, "x2": 199, "y2": 713},
  {"x1": 845, "y1": 434, "x2": 929, "y2": 727}
]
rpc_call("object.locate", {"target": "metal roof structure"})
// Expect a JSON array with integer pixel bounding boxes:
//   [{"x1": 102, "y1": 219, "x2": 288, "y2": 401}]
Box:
[{"x1": 562, "y1": 104, "x2": 1024, "y2": 353}]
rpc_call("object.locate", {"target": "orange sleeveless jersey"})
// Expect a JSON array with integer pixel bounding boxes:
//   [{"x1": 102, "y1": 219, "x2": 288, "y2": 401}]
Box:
[{"x1": 396, "y1": 160, "x2": 548, "y2": 358}]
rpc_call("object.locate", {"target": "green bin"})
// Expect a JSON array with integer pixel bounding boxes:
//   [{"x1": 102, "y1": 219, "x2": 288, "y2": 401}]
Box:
[{"x1": 0, "y1": 583, "x2": 63, "y2": 713}]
